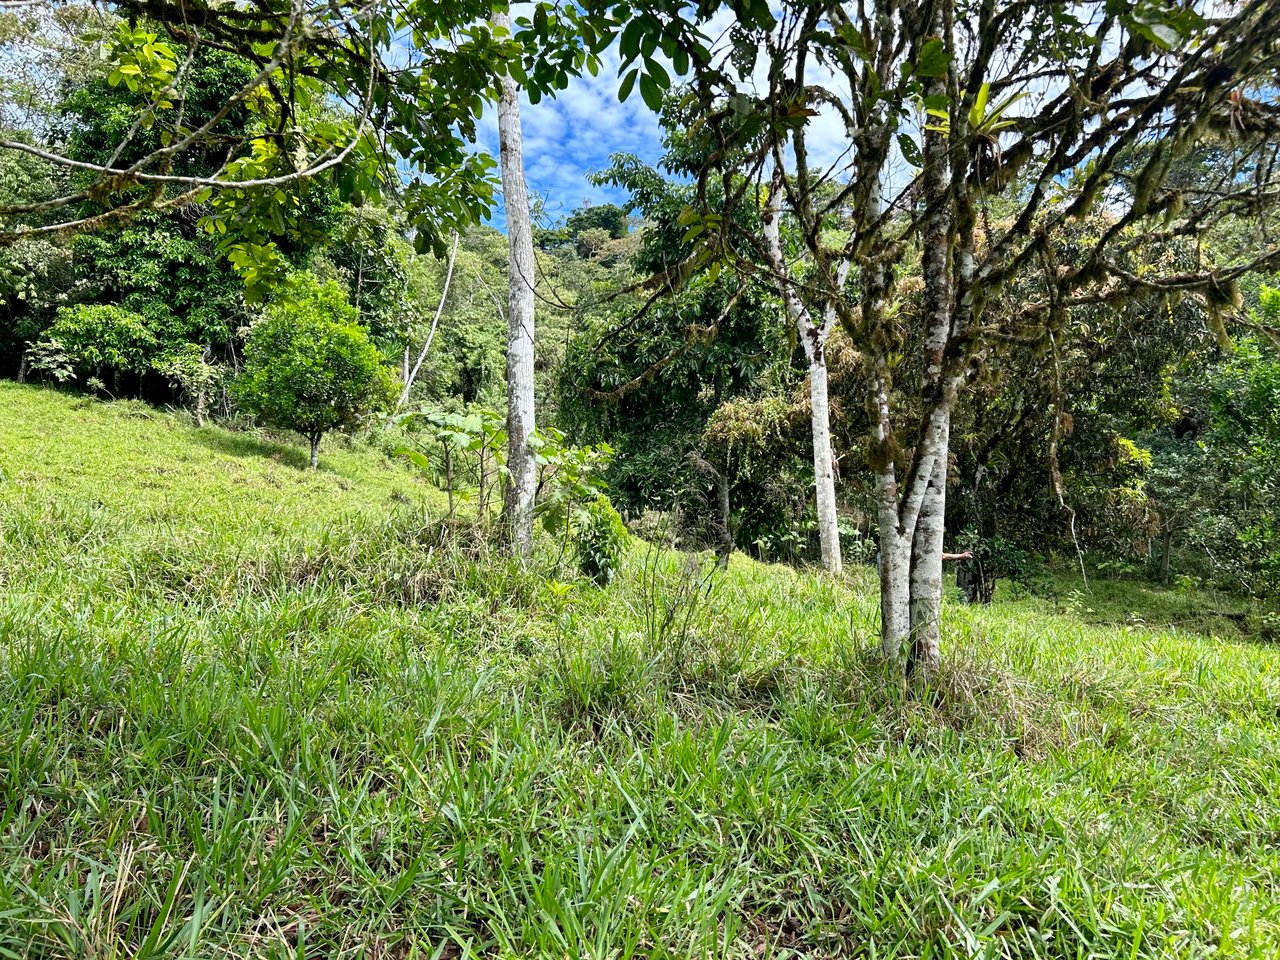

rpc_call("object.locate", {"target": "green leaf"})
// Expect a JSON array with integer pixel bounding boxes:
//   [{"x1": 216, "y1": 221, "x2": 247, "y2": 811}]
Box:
[
  {"x1": 618, "y1": 68, "x2": 638, "y2": 103},
  {"x1": 639, "y1": 72, "x2": 663, "y2": 113},
  {"x1": 898, "y1": 133, "x2": 923, "y2": 167},
  {"x1": 917, "y1": 37, "x2": 949, "y2": 77}
]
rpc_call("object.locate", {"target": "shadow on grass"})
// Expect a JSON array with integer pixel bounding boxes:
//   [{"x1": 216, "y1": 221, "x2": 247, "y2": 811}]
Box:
[{"x1": 192, "y1": 428, "x2": 315, "y2": 472}]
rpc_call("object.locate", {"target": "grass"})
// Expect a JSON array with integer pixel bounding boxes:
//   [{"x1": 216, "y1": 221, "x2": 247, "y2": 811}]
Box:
[{"x1": 1, "y1": 381, "x2": 1279, "y2": 958}]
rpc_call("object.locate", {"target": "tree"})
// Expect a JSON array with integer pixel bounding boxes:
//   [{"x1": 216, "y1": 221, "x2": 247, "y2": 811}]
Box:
[
  {"x1": 562, "y1": 153, "x2": 788, "y2": 558},
  {"x1": 40, "y1": 303, "x2": 156, "y2": 393},
  {"x1": 0, "y1": 1, "x2": 607, "y2": 264},
  {"x1": 494, "y1": 10, "x2": 538, "y2": 556},
  {"x1": 236, "y1": 275, "x2": 395, "y2": 469},
  {"x1": 761, "y1": 170, "x2": 843, "y2": 574},
  {"x1": 592, "y1": 0, "x2": 1280, "y2": 676}
]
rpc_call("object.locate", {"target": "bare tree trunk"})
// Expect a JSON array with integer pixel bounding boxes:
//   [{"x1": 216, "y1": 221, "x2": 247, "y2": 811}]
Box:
[
  {"x1": 762, "y1": 167, "x2": 843, "y2": 573},
  {"x1": 909, "y1": 440, "x2": 948, "y2": 678},
  {"x1": 715, "y1": 468, "x2": 733, "y2": 569},
  {"x1": 494, "y1": 10, "x2": 537, "y2": 556},
  {"x1": 309, "y1": 434, "x2": 321, "y2": 471},
  {"x1": 194, "y1": 388, "x2": 207, "y2": 428},
  {"x1": 807, "y1": 332, "x2": 841, "y2": 574},
  {"x1": 873, "y1": 368, "x2": 913, "y2": 660},
  {"x1": 879, "y1": 527, "x2": 914, "y2": 661},
  {"x1": 400, "y1": 230, "x2": 460, "y2": 409},
  {"x1": 1160, "y1": 522, "x2": 1174, "y2": 585}
]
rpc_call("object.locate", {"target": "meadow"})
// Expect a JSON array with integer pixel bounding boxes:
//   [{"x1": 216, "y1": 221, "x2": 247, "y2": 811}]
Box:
[{"x1": 2, "y1": 382, "x2": 1278, "y2": 958}]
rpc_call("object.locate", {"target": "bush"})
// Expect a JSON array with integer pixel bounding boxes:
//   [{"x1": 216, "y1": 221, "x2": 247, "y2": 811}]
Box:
[
  {"x1": 41, "y1": 304, "x2": 157, "y2": 390},
  {"x1": 576, "y1": 494, "x2": 629, "y2": 585},
  {"x1": 235, "y1": 274, "x2": 396, "y2": 469}
]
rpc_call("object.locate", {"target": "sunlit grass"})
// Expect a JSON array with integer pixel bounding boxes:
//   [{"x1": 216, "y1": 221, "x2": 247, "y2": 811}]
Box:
[{"x1": 1, "y1": 382, "x2": 1278, "y2": 958}]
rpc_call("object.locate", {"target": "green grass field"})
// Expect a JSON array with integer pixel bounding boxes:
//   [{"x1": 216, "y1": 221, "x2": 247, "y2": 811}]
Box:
[{"x1": 2, "y1": 382, "x2": 1279, "y2": 958}]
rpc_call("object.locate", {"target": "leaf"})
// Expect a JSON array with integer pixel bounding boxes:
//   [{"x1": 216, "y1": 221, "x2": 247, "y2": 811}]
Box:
[
  {"x1": 618, "y1": 68, "x2": 638, "y2": 103},
  {"x1": 968, "y1": 82, "x2": 991, "y2": 129},
  {"x1": 639, "y1": 72, "x2": 663, "y2": 113},
  {"x1": 619, "y1": 18, "x2": 644, "y2": 65},
  {"x1": 917, "y1": 38, "x2": 949, "y2": 77},
  {"x1": 643, "y1": 56, "x2": 670, "y2": 89},
  {"x1": 898, "y1": 133, "x2": 923, "y2": 167}
]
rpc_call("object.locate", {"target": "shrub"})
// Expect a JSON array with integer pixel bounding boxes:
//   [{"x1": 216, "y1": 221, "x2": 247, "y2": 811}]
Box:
[
  {"x1": 42, "y1": 303, "x2": 157, "y2": 390},
  {"x1": 236, "y1": 274, "x2": 396, "y2": 469},
  {"x1": 576, "y1": 494, "x2": 629, "y2": 586},
  {"x1": 155, "y1": 343, "x2": 220, "y2": 426}
]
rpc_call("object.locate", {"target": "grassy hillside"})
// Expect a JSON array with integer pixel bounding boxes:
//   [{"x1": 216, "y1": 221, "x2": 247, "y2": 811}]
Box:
[{"x1": 1, "y1": 382, "x2": 1279, "y2": 958}]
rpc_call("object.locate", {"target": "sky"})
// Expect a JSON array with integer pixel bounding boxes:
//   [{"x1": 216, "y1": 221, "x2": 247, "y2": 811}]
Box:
[{"x1": 474, "y1": 46, "x2": 668, "y2": 230}]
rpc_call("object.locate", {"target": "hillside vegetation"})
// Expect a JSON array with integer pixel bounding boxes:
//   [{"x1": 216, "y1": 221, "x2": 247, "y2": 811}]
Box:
[{"x1": 2, "y1": 383, "x2": 1279, "y2": 958}]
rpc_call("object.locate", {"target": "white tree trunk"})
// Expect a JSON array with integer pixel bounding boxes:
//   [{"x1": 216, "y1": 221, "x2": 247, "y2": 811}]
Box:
[
  {"x1": 807, "y1": 345, "x2": 841, "y2": 575},
  {"x1": 399, "y1": 230, "x2": 459, "y2": 409},
  {"x1": 763, "y1": 168, "x2": 843, "y2": 573},
  {"x1": 872, "y1": 369, "x2": 913, "y2": 660},
  {"x1": 902, "y1": 23, "x2": 954, "y2": 678},
  {"x1": 909, "y1": 428, "x2": 949, "y2": 678},
  {"x1": 495, "y1": 11, "x2": 537, "y2": 556},
  {"x1": 878, "y1": 526, "x2": 914, "y2": 661}
]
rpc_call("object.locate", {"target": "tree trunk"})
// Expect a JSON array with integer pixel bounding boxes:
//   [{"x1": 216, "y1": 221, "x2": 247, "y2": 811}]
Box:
[
  {"x1": 17, "y1": 355, "x2": 26, "y2": 383},
  {"x1": 909, "y1": 441, "x2": 949, "y2": 679},
  {"x1": 902, "y1": 23, "x2": 955, "y2": 679},
  {"x1": 762, "y1": 166, "x2": 843, "y2": 573},
  {"x1": 1160, "y1": 522, "x2": 1174, "y2": 585},
  {"x1": 495, "y1": 10, "x2": 537, "y2": 556},
  {"x1": 878, "y1": 524, "x2": 914, "y2": 662},
  {"x1": 808, "y1": 346, "x2": 842, "y2": 574},
  {"x1": 194, "y1": 387, "x2": 207, "y2": 428},
  {"x1": 716, "y1": 467, "x2": 733, "y2": 569},
  {"x1": 400, "y1": 231, "x2": 460, "y2": 409},
  {"x1": 309, "y1": 434, "x2": 321, "y2": 470}
]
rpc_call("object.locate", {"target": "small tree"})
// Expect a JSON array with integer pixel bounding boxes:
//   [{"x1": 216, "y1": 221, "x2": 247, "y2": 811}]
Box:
[
  {"x1": 156, "y1": 344, "x2": 220, "y2": 427},
  {"x1": 42, "y1": 303, "x2": 157, "y2": 394},
  {"x1": 237, "y1": 275, "x2": 396, "y2": 469}
]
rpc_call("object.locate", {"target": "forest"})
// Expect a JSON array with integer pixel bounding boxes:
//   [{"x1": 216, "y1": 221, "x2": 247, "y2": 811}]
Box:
[{"x1": 2, "y1": 0, "x2": 1280, "y2": 956}]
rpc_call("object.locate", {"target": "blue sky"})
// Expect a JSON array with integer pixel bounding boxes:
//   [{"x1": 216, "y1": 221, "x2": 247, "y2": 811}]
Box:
[{"x1": 474, "y1": 47, "x2": 668, "y2": 230}]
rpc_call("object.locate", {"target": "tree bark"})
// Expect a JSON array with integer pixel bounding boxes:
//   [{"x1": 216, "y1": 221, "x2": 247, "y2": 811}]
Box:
[
  {"x1": 495, "y1": 9, "x2": 537, "y2": 556},
  {"x1": 309, "y1": 433, "x2": 321, "y2": 470},
  {"x1": 715, "y1": 467, "x2": 733, "y2": 569},
  {"x1": 909, "y1": 442, "x2": 948, "y2": 678},
  {"x1": 762, "y1": 167, "x2": 843, "y2": 573},
  {"x1": 878, "y1": 527, "x2": 914, "y2": 662},
  {"x1": 808, "y1": 342, "x2": 841, "y2": 574}
]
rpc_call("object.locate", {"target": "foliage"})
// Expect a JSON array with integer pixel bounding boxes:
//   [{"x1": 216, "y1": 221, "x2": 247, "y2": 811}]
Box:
[
  {"x1": 21, "y1": 337, "x2": 74, "y2": 383},
  {"x1": 1, "y1": 0, "x2": 625, "y2": 268},
  {"x1": 396, "y1": 406, "x2": 507, "y2": 513},
  {"x1": 155, "y1": 343, "x2": 220, "y2": 422},
  {"x1": 235, "y1": 275, "x2": 396, "y2": 460},
  {"x1": 535, "y1": 427, "x2": 626, "y2": 585},
  {"x1": 43, "y1": 303, "x2": 156, "y2": 381},
  {"x1": 573, "y1": 494, "x2": 629, "y2": 585},
  {"x1": 562, "y1": 155, "x2": 788, "y2": 546}
]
